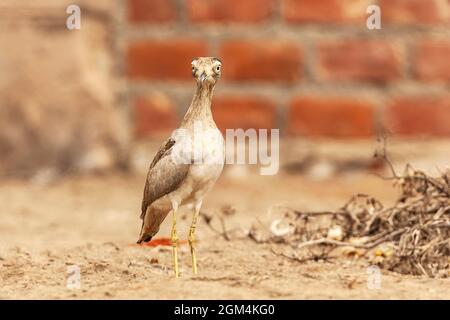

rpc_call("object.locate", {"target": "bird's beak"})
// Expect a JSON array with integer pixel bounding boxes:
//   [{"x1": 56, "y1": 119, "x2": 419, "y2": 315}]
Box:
[{"x1": 200, "y1": 72, "x2": 207, "y2": 83}]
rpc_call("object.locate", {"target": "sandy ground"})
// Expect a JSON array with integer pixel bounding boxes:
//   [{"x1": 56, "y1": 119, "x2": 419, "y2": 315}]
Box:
[{"x1": 1, "y1": 170, "x2": 449, "y2": 299}]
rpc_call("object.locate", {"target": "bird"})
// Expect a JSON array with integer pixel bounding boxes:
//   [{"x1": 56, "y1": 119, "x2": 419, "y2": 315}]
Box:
[{"x1": 137, "y1": 57, "x2": 225, "y2": 277}]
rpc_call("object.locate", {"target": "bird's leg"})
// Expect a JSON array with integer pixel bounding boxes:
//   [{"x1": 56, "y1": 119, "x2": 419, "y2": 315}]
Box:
[
  {"x1": 171, "y1": 206, "x2": 180, "y2": 278},
  {"x1": 189, "y1": 201, "x2": 202, "y2": 274}
]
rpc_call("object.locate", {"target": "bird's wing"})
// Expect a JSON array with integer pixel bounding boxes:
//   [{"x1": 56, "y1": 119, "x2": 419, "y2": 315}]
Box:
[{"x1": 140, "y1": 137, "x2": 190, "y2": 219}]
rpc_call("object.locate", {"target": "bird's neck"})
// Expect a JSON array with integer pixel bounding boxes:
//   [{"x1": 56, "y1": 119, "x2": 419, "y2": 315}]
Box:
[{"x1": 181, "y1": 83, "x2": 215, "y2": 127}]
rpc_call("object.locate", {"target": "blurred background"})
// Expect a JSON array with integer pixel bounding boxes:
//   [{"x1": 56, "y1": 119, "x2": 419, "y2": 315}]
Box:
[
  {"x1": 0, "y1": 0, "x2": 449, "y2": 179},
  {"x1": 1, "y1": 0, "x2": 450, "y2": 299}
]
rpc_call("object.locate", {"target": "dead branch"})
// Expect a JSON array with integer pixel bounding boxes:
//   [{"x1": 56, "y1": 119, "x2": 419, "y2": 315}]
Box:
[{"x1": 250, "y1": 166, "x2": 450, "y2": 278}]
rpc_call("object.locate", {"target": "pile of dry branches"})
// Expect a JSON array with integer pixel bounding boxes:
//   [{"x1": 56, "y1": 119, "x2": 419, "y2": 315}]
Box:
[{"x1": 250, "y1": 166, "x2": 450, "y2": 278}]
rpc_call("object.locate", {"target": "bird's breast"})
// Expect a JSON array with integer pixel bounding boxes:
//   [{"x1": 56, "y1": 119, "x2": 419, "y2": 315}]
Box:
[
  {"x1": 190, "y1": 126, "x2": 225, "y2": 166},
  {"x1": 190, "y1": 126, "x2": 224, "y2": 183}
]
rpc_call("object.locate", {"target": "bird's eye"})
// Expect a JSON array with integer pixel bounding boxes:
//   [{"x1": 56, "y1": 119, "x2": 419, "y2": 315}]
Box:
[
  {"x1": 192, "y1": 66, "x2": 196, "y2": 73},
  {"x1": 215, "y1": 65, "x2": 221, "y2": 72}
]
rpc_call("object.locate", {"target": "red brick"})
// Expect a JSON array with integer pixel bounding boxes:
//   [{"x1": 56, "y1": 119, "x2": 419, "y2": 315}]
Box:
[
  {"x1": 128, "y1": 0, "x2": 176, "y2": 23},
  {"x1": 127, "y1": 40, "x2": 208, "y2": 80},
  {"x1": 134, "y1": 94, "x2": 179, "y2": 138},
  {"x1": 219, "y1": 41, "x2": 302, "y2": 82},
  {"x1": 287, "y1": 97, "x2": 375, "y2": 137},
  {"x1": 187, "y1": 0, "x2": 274, "y2": 23},
  {"x1": 380, "y1": 0, "x2": 448, "y2": 25},
  {"x1": 318, "y1": 40, "x2": 401, "y2": 83},
  {"x1": 385, "y1": 96, "x2": 450, "y2": 136},
  {"x1": 413, "y1": 41, "x2": 450, "y2": 82},
  {"x1": 282, "y1": 0, "x2": 369, "y2": 24},
  {"x1": 213, "y1": 96, "x2": 276, "y2": 131}
]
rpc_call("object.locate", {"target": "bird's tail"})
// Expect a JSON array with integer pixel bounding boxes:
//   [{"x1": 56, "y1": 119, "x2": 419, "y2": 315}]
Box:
[
  {"x1": 137, "y1": 206, "x2": 169, "y2": 244},
  {"x1": 136, "y1": 220, "x2": 153, "y2": 244}
]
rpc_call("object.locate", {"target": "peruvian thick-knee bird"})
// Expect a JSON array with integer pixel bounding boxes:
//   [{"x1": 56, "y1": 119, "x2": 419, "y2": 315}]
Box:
[{"x1": 137, "y1": 57, "x2": 225, "y2": 277}]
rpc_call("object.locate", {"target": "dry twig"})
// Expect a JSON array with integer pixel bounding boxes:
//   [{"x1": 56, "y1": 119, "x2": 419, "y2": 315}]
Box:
[{"x1": 250, "y1": 166, "x2": 450, "y2": 278}]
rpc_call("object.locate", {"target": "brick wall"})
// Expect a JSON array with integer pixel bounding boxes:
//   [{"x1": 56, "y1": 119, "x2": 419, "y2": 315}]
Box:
[{"x1": 123, "y1": 0, "x2": 450, "y2": 139}]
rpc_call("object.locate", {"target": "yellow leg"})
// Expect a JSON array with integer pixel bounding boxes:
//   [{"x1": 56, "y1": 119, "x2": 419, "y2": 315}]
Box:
[
  {"x1": 189, "y1": 203, "x2": 201, "y2": 274},
  {"x1": 171, "y1": 208, "x2": 179, "y2": 278}
]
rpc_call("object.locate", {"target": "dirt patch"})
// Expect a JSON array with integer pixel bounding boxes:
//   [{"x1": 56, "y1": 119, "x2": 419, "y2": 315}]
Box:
[{"x1": 1, "y1": 172, "x2": 449, "y2": 299}]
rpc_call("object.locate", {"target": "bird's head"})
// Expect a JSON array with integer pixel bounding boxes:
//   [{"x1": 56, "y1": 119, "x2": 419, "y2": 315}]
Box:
[{"x1": 191, "y1": 57, "x2": 222, "y2": 87}]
